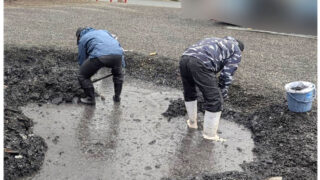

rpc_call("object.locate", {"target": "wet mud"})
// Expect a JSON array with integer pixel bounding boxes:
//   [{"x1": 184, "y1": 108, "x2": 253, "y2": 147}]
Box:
[
  {"x1": 162, "y1": 97, "x2": 317, "y2": 179},
  {"x1": 3, "y1": 46, "x2": 181, "y2": 179},
  {"x1": 4, "y1": 45, "x2": 317, "y2": 180},
  {"x1": 4, "y1": 108, "x2": 47, "y2": 180},
  {"x1": 20, "y1": 77, "x2": 254, "y2": 180},
  {"x1": 125, "y1": 51, "x2": 181, "y2": 88}
]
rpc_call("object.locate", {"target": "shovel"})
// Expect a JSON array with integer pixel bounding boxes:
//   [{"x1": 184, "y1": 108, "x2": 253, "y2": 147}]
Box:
[
  {"x1": 92, "y1": 73, "x2": 113, "y2": 83},
  {"x1": 76, "y1": 73, "x2": 113, "y2": 90}
]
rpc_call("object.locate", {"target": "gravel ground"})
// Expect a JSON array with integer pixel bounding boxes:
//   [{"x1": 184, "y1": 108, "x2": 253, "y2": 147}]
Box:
[{"x1": 4, "y1": 1, "x2": 317, "y2": 99}]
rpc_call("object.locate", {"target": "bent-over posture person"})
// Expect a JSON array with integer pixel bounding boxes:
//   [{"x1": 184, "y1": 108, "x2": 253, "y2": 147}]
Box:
[
  {"x1": 76, "y1": 27, "x2": 125, "y2": 105},
  {"x1": 180, "y1": 36, "x2": 244, "y2": 141}
]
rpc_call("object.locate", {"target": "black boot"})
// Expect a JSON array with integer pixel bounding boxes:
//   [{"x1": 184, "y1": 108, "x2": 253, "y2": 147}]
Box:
[
  {"x1": 113, "y1": 83, "x2": 123, "y2": 102},
  {"x1": 81, "y1": 88, "x2": 96, "y2": 105}
]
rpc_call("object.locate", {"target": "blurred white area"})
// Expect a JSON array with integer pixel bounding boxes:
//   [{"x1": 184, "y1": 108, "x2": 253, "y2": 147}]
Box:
[
  {"x1": 107, "y1": 0, "x2": 181, "y2": 8},
  {"x1": 182, "y1": 0, "x2": 317, "y2": 35}
]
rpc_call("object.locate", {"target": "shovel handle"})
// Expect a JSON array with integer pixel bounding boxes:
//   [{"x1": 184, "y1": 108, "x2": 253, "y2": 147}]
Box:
[
  {"x1": 76, "y1": 74, "x2": 113, "y2": 90},
  {"x1": 92, "y1": 74, "x2": 113, "y2": 83}
]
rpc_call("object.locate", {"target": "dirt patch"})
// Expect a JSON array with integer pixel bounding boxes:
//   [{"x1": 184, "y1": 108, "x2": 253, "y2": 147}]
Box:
[
  {"x1": 4, "y1": 108, "x2": 47, "y2": 180},
  {"x1": 4, "y1": 46, "x2": 317, "y2": 179},
  {"x1": 4, "y1": 46, "x2": 81, "y2": 179},
  {"x1": 125, "y1": 51, "x2": 181, "y2": 88},
  {"x1": 4, "y1": 46, "x2": 83, "y2": 107}
]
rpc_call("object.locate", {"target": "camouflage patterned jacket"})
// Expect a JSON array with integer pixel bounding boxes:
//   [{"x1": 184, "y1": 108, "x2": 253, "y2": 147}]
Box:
[{"x1": 182, "y1": 36, "x2": 242, "y2": 94}]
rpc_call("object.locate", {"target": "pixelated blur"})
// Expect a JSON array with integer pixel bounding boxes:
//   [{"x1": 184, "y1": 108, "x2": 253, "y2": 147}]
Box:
[{"x1": 182, "y1": 0, "x2": 317, "y2": 35}]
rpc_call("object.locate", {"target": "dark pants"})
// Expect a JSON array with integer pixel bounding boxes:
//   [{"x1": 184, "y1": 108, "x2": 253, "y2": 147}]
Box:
[
  {"x1": 179, "y1": 56, "x2": 223, "y2": 112},
  {"x1": 78, "y1": 55, "x2": 124, "y2": 96}
]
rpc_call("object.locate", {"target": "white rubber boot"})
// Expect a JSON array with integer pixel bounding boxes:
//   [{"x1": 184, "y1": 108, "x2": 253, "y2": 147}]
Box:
[
  {"x1": 203, "y1": 111, "x2": 225, "y2": 142},
  {"x1": 185, "y1": 100, "x2": 198, "y2": 129}
]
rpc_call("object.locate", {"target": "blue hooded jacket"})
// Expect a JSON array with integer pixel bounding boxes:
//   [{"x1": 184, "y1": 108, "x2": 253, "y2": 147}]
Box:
[{"x1": 77, "y1": 27, "x2": 125, "y2": 67}]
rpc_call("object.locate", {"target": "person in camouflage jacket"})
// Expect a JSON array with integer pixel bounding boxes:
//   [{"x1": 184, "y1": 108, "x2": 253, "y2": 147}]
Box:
[{"x1": 180, "y1": 36, "x2": 244, "y2": 141}]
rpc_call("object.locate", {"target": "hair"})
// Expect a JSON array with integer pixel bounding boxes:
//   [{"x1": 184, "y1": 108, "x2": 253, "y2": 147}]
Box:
[
  {"x1": 76, "y1": 27, "x2": 86, "y2": 45},
  {"x1": 76, "y1": 27, "x2": 85, "y2": 38},
  {"x1": 236, "y1": 39, "x2": 244, "y2": 52}
]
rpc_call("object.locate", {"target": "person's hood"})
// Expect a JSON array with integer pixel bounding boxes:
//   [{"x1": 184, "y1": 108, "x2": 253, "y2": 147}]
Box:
[
  {"x1": 79, "y1": 27, "x2": 95, "y2": 38},
  {"x1": 224, "y1": 36, "x2": 238, "y2": 45},
  {"x1": 223, "y1": 36, "x2": 244, "y2": 52}
]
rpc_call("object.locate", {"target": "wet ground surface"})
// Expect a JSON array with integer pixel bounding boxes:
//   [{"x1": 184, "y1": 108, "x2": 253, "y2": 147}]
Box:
[
  {"x1": 4, "y1": 47, "x2": 317, "y2": 179},
  {"x1": 21, "y1": 77, "x2": 254, "y2": 180}
]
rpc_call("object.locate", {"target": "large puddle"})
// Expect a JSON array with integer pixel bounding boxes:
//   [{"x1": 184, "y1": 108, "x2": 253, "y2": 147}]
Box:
[{"x1": 22, "y1": 71, "x2": 254, "y2": 180}]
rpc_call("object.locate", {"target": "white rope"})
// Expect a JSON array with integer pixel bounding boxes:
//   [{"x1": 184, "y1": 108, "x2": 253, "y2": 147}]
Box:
[{"x1": 226, "y1": 26, "x2": 317, "y2": 39}]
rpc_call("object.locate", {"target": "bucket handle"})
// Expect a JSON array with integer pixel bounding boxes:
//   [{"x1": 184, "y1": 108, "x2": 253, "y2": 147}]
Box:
[{"x1": 288, "y1": 88, "x2": 316, "y2": 103}]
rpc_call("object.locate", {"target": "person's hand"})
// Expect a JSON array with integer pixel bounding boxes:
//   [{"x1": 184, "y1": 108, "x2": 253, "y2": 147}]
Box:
[
  {"x1": 111, "y1": 34, "x2": 118, "y2": 40},
  {"x1": 221, "y1": 88, "x2": 228, "y2": 100}
]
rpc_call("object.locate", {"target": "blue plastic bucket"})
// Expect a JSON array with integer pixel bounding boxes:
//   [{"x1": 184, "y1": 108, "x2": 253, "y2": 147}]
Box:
[{"x1": 285, "y1": 81, "x2": 316, "y2": 112}]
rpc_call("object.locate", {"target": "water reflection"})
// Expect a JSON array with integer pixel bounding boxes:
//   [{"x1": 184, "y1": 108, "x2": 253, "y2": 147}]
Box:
[
  {"x1": 170, "y1": 129, "x2": 215, "y2": 178},
  {"x1": 77, "y1": 104, "x2": 122, "y2": 159}
]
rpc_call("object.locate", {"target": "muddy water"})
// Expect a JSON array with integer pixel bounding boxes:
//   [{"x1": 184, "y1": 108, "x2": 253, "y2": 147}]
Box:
[{"x1": 22, "y1": 74, "x2": 254, "y2": 180}]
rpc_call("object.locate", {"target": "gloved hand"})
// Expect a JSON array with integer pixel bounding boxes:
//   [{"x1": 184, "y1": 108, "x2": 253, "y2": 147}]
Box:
[
  {"x1": 113, "y1": 95, "x2": 121, "y2": 102},
  {"x1": 221, "y1": 88, "x2": 228, "y2": 100},
  {"x1": 111, "y1": 34, "x2": 118, "y2": 40}
]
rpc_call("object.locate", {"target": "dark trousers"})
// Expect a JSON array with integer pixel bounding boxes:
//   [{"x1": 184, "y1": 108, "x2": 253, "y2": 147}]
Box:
[
  {"x1": 78, "y1": 55, "x2": 124, "y2": 94},
  {"x1": 179, "y1": 56, "x2": 223, "y2": 112}
]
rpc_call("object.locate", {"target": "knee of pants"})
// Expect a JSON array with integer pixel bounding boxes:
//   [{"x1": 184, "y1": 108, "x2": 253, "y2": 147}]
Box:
[
  {"x1": 113, "y1": 74, "x2": 124, "y2": 84},
  {"x1": 184, "y1": 91, "x2": 197, "y2": 102},
  {"x1": 77, "y1": 74, "x2": 93, "y2": 89},
  {"x1": 182, "y1": 81, "x2": 197, "y2": 101},
  {"x1": 204, "y1": 99, "x2": 223, "y2": 112}
]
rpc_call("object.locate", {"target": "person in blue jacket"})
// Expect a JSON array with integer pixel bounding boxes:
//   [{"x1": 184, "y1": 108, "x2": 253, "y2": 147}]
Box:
[
  {"x1": 76, "y1": 27, "x2": 125, "y2": 105},
  {"x1": 180, "y1": 36, "x2": 244, "y2": 141}
]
